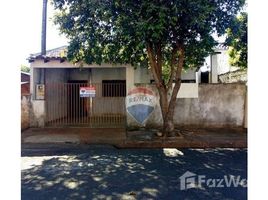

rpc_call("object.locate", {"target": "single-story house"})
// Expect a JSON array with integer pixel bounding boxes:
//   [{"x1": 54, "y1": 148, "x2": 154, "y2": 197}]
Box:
[
  {"x1": 28, "y1": 45, "x2": 242, "y2": 128},
  {"x1": 27, "y1": 46, "x2": 205, "y2": 128},
  {"x1": 21, "y1": 71, "x2": 30, "y2": 95}
]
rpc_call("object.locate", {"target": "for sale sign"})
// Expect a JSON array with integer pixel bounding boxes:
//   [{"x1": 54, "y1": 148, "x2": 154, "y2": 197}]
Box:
[
  {"x1": 80, "y1": 86, "x2": 96, "y2": 97},
  {"x1": 126, "y1": 87, "x2": 157, "y2": 125}
]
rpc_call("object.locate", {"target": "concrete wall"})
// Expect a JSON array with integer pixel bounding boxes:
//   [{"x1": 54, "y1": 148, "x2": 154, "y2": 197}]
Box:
[
  {"x1": 21, "y1": 95, "x2": 31, "y2": 130},
  {"x1": 127, "y1": 83, "x2": 246, "y2": 128},
  {"x1": 31, "y1": 68, "x2": 41, "y2": 95},
  {"x1": 174, "y1": 83, "x2": 246, "y2": 127},
  {"x1": 181, "y1": 68, "x2": 197, "y2": 81},
  {"x1": 91, "y1": 68, "x2": 126, "y2": 83},
  {"x1": 210, "y1": 50, "x2": 239, "y2": 83},
  {"x1": 68, "y1": 68, "x2": 91, "y2": 81},
  {"x1": 216, "y1": 50, "x2": 231, "y2": 75},
  {"x1": 31, "y1": 60, "x2": 130, "y2": 69},
  {"x1": 45, "y1": 69, "x2": 68, "y2": 122},
  {"x1": 244, "y1": 88, "x2": 247, "y2": 128},
  {"x1": 30, "y1": 100, "x2": 45, "y2": 127},
  {"x1": 134, "y1": 67, "x2": 151, "y2": 84},
  {"x1": 44, "y1": 68, "x2": 126, "y2": 83},
  {"x1": 137, "y1": 66, "x2": 198, "y2": 83},
  {"x1": 176, "y1": 83, "x2": 198, "y2": 98},
  {"x1": 45, "y1": 68, "x2": 68, "y2": 83}
]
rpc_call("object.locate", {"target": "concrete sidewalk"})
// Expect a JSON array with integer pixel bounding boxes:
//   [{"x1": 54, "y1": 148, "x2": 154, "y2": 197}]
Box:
[
  {"x1": 22, "y1": 127, "x2": 247, "y2": 148},
  {"x1": 22, "y1": 128, "x2": 126, "y2": 145},
  {"x1": 122, "y1": 127, "x2": 247, "y2": 148}
]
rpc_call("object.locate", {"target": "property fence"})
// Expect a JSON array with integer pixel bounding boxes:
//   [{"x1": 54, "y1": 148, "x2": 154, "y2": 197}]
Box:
[{"x1": 45, "y1": 82, "x2": 126, "y2": 128}]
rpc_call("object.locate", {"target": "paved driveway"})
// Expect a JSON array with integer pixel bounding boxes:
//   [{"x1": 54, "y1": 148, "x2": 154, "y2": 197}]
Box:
[{"x1": 21, "y1": 146, "x2": 247, "y2": 200}]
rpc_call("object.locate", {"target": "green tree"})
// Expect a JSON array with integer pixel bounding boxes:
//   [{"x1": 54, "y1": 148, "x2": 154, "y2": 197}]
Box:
[
  {"x1": 21, "y1": 65, "x2": 30, "y2": 73},
  {"x1": 226, "y1": 12, "x2": 247, "y2": 68},
  {"x1": 52, "y1": 0, "x2": 245, "y2": 136}
]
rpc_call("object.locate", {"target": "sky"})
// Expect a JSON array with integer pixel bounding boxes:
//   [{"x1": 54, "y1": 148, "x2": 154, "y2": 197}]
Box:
[
  {"x1": 13, "y1": 0, "x2": 68, "y2": 67},
  {"x1": 10, "y1": 0, "x2": 229, "y2": 69},
  {"x1": 13, "y1": 0, "x2": 227, "y2": 69},
  {"x1": 1, "y1": 0, "x2": 246, "y2": 69}
]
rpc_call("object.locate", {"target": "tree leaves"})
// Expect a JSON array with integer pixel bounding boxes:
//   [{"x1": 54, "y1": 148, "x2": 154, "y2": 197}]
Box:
[
  {"x1": 52, "y1": 0, "x2": 245, "y2": 70},
  {"x1": 226, "y1": 12, "x2": 247, "y2": 68},
  {"x1": 51, "y1": 0, "x2": 245, "y2": 133}
]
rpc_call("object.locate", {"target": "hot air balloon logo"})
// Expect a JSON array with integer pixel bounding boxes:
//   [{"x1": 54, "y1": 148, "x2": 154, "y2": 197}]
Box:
[{"x1": 126, "y1": 87, "x2": 157, "y2": 125}]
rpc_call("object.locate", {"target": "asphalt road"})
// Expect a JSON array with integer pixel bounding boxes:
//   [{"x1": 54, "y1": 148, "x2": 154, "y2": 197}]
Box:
[{"x1": 21, "y1": 145, "x2": 247, "y2": 200}]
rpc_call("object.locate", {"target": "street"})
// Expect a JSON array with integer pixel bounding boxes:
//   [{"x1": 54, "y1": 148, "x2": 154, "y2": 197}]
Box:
[{"x1": 21, "y1": 145, "x2": 247, "y2": 200}]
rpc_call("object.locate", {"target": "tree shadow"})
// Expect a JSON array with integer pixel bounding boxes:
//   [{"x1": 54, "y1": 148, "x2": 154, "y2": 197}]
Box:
[{"x1": 21, "y1": 148, "x2": 247, "y2": 200}]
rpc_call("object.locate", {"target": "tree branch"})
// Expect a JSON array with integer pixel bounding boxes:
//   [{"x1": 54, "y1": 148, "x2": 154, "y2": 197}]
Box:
[
  {"x1": 147, "y1": 42, "x2": 162, "y2": 88},
  {"x1": 167, "y1": 46, "x2": 178, "y2": 90},
  {"x1": 156, "y1": 42, "x2": 162, "y2": 79},
  {"x1": 167, "y1": 45, "x2": 185, "y2": 115}
]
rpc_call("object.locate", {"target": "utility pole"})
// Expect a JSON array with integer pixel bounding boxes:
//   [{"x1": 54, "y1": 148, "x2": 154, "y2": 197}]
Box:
[
  {"x1": 40, "y1": 0, "x2": 47, "y2": 85},
  {"x1": 41, "y1": 0, "x2": 48, "y2": 55}
]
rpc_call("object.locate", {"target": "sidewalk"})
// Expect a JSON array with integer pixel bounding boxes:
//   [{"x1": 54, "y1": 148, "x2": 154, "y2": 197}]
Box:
[
  {"x1": 22, "y1": 127, "x2": 126, "y2": 145},
  {"x1": 122, "y1": 127, "x2": 247, "y2": 148},
  {"x1": 21, "y1": 127, "x2": 247, "y2": 148}
]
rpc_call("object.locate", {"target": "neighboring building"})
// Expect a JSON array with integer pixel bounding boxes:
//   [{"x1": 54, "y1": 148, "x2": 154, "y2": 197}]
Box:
[
  {"x1": 21, "y1": 72, "x2": 30, "y2": 95},
  {"x1": 206, "y1": 44, "x2": 246, "y2": 83},
  {"x1": 21, "y1": 71, "x2": 30, "y2": 82},
  {"x1": 27, "y1": 46, "x2": 199, "y2": 128},
  {"x1": 21, "y1": 71, "x2": 31, "y2": 130}
]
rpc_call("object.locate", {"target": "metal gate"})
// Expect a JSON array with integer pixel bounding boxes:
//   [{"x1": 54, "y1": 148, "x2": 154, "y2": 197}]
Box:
[{"x1": 45, "y1": 82, "x2": 126, "y2": 128}]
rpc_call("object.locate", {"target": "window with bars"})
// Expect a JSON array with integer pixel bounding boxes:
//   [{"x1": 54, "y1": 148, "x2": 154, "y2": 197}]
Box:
[{"x1": 102, "y1": 80, "x2": 126, "y2": 97}]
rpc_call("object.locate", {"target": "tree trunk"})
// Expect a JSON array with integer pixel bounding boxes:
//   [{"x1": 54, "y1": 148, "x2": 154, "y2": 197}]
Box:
[
  {"x1": 158, "y1": 88, "x2": 173, "y2": 136},
  {"x1": 159, "y1": 51, "x2": 184, "y2": 136},
  {"x1": 162, "y1": 80, "x2": 182, "y2": 136},
  {"x1": 163, "y1": 114, "x2": 175, "y2": 136},
  {"x1": 147, "y1": 42, "x2": 184, "y2": 137}
]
